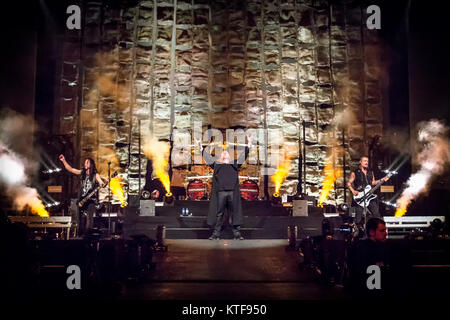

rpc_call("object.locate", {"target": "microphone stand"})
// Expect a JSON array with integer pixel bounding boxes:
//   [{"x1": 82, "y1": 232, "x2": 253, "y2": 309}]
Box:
[
  {"x1": 107, "y1": 161, "x2": 111, "y2": 238},
  {"x1": 362, "y1": 186, "x2": 367, "y2": 232}
]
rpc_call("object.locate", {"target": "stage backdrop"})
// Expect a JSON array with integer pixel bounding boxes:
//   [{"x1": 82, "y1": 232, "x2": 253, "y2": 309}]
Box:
[{"x1": 55, "y1": 0, "x2": 385, "y2": 205}]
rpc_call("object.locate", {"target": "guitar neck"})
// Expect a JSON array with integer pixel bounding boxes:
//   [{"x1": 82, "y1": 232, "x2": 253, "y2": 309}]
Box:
[
  {"x1": 84, "y1": 174, "x2": 116, "y2": 198},
  {"x1": 368, "y1": 173, "x2": 391, "y2": 194}
]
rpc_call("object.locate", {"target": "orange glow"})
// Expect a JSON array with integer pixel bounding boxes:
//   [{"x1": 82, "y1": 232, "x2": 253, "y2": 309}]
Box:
[
  {"x1": 14, "y1": 190, "x2": 49, "y2": 217},
  {"x1": 318, "y1": 149, "x2": 343, "y2": 207},
  {"x1": 271, "y1": 157, "x2": 291, "y2": 196},
  {"x1": 144, "y1": 137, "x2": 171, "y2": 195},
  {"x1": 110, "y1": 176, "x2": 127, "y2": 207},
  {"x1": 31, "y1": 202, "x2": 49, "y2": 217},
  {"x1": 394, "y1": 198, "x2": 409, "y2": 217}
]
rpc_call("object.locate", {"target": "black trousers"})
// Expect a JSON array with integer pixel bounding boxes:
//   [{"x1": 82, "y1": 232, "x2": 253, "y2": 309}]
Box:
[
  {"x1": 212, "y1": 190, "x2": 241, "y2": 236},
  {"x1": 354, "y1": 199, "x2": 380, "y2": 228},
  {"x1": 79, "y1": 201, "x2": 96, "y2": 235}
]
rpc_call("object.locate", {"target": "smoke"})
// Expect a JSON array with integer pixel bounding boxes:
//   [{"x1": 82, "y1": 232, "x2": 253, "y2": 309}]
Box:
[
  {"x1": 143, "y1": 135, "x2": 171, "y2": 195},
  {"x1": 379, "y1": 127, "x2": 411, "y2": 155},
  {"x1": 82, "y1": 52, "x2": 125, "y2": 184},
  {"x1": 395, "y1": 120, "x2": 450, "y2": 217},
  {"x1": 0, "y1": 108, "x2": 39, "y2": 172},
  {"x1": 97, "y1": 145, "x2": 120, "y2": 177},
  {"x1": 0, "y1": 142, "x2": 48, "y2": 217},
  {"x1": 333, "y1": 105, "x2": 358, "y2": 130}
]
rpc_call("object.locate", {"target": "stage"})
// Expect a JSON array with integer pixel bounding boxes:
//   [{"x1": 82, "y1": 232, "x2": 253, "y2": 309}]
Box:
[{"x1": 122, "y1": 199, "x2": 327, "y2": 240}]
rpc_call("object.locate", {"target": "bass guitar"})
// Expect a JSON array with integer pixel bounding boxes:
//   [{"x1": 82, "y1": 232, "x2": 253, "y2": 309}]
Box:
[
  {"x1": 353, "y1": 171, "x2": 394, "y2": 208},
  {"x1": 78, "y1": 172, "x2": 117, "y2": 208}
]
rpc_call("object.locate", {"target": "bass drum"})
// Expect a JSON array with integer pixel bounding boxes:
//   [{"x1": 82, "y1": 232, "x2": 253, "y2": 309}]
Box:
[
  {"x1": 240, "y1": 180, "x2": 259, "y2": 200},
  {"x1": 187, "y1": 179, "x2": 207, "y2": 200}
]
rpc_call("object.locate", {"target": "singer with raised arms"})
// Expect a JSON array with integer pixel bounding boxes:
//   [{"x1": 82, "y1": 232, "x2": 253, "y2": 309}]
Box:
[{"x1": 196, "y1": 134, "x2": 254, "y2": 240}]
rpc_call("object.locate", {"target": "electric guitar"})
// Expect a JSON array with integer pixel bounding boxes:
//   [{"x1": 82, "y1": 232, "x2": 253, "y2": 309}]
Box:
[
  {"x1": 78, "y1": 172, "x2": 117, "y2": 208},
  {"x1": 353, "y1": 171, "x2": 394, "y2": 208}
]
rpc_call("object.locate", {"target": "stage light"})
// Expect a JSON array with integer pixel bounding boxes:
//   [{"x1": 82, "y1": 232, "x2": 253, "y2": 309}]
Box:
[
  {"x1": 338, "y1": 203, "x2": 349, "y2": 212},
  {"x1": 271, "y1": 194, "x2": 282, "y2": 206},
  {"x1": 164, "y1": 193, "x2": 174, "y2": 206},
  {"x1": 384, "y1": 169, "x2": 398, "y2": 175},
  {"x1": 383, "y1": 201, "x2": 398, "y2": 208},
  {"x1": 42, "y1": 167, "x2": 62, "y2": 174},
  {"x1": 151, "y1": 190, "x2": 160, "y2": 200},
  {"x1": 45, "y1": 201, "x2": 60, "y2": 208},
  {"x1": 141, "y1": 189, "x2": 151, "y2": 199}
]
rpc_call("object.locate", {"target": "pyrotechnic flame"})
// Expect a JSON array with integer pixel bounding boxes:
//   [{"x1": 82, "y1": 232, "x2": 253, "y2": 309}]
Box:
[
  {"x1": 318, "y1": 147, "x2": 344, "y2": 207},
  {"x1": 13, "y1": 187, "x2": 49, "y2": 217},
  {"x1": 271, "y1": 156, "x2": 291, "y2": 197},
  {"x1": 318, "y1": 162, "x2": 343, "y2": 208},
  {"x1": 0, "y1": 143, "x2": 49, "y2": 217},
  {"x1": 144, "y1": 136, "x2": 171, "y2": 195},
  {"x1": 395, "y1": 120, "x2": 450, "y2": 217},
  {"x1": 109, "y1": 176, "x2": 127, "y2": 208}
]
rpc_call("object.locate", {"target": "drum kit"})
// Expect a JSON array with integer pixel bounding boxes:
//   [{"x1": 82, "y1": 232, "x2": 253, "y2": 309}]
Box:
[
  {"x1": 181, "y1": 139, "x2": 262, "y2": 200},
  {"x1": 186, "y1": 175, "x2": 260, "y2": 200}
]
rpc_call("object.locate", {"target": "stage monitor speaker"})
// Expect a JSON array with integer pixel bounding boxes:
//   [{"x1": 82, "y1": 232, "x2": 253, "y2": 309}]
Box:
[
  {"x1": 140, "y1": 200, "x2": 155, "y2": 216},
  {"x1": 293, "y1": 200, "x2": 308, "y2": 216}
]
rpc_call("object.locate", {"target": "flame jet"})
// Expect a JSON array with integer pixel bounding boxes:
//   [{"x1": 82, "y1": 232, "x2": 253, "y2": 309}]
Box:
[
  {"x1": 395, "y1": 120, "x2": 450, "y2": 217},
  {"x1": 143, "y1": 136, "x2": 172, "y2": 197}
]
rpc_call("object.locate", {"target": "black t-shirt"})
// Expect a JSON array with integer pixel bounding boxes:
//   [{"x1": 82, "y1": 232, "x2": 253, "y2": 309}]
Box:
[
  {"x1": 353, "y1": 168, "x2": 374, "y2": 191},
  {"x1": 79, "y1": 169, "x2": 97, "y2": 198},
  {"x1": 215, "y1": 163, "x2": 238, "y2": 191}
]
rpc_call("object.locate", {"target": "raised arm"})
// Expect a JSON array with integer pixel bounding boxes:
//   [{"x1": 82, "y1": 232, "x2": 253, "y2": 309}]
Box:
[
  {"x1": 234, "y1": 133, "x2": 253, "y2": 169},
  {"x1": 59, "y1": 154, "x2": 81, "y2": 175},
  {"x1": 235, "y1": 146, "x2": 249, "y2": 169},
  {"x1": 202, "y1": 145, "x2": 216, "y2": 169}
]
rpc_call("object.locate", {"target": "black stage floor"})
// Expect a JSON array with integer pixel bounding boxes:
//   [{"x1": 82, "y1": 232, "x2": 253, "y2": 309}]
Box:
[
  {"x1": 120, "y1": 239, "x2": 347, "y2": 300},
  {"x1": 122, "y1": 199, "x2": 328, "y2": 240}
]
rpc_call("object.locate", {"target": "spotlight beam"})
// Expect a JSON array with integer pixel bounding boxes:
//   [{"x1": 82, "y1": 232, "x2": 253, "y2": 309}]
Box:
[{"x1": 386, "y1": 153, "x2": 409, "y2": 172}]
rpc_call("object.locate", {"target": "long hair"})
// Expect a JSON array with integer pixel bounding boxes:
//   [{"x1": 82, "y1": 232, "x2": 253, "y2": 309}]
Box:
[{"x1": 82, "y1": 158, "x2": 97, "y2": 181}]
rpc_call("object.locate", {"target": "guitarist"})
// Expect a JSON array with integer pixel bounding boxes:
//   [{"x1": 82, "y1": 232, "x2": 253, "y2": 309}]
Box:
[
  {"x1": 59, "y1": 155, "x2": 105, "y2": 235},
  {"x1": 347, "y1": 155, "x2": 389, "y2": 229}
]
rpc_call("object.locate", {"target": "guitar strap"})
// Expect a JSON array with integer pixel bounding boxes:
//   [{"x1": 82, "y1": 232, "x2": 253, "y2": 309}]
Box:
[{"x1": 79, "y1": 170, "x2": 98, "y2": 206}]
